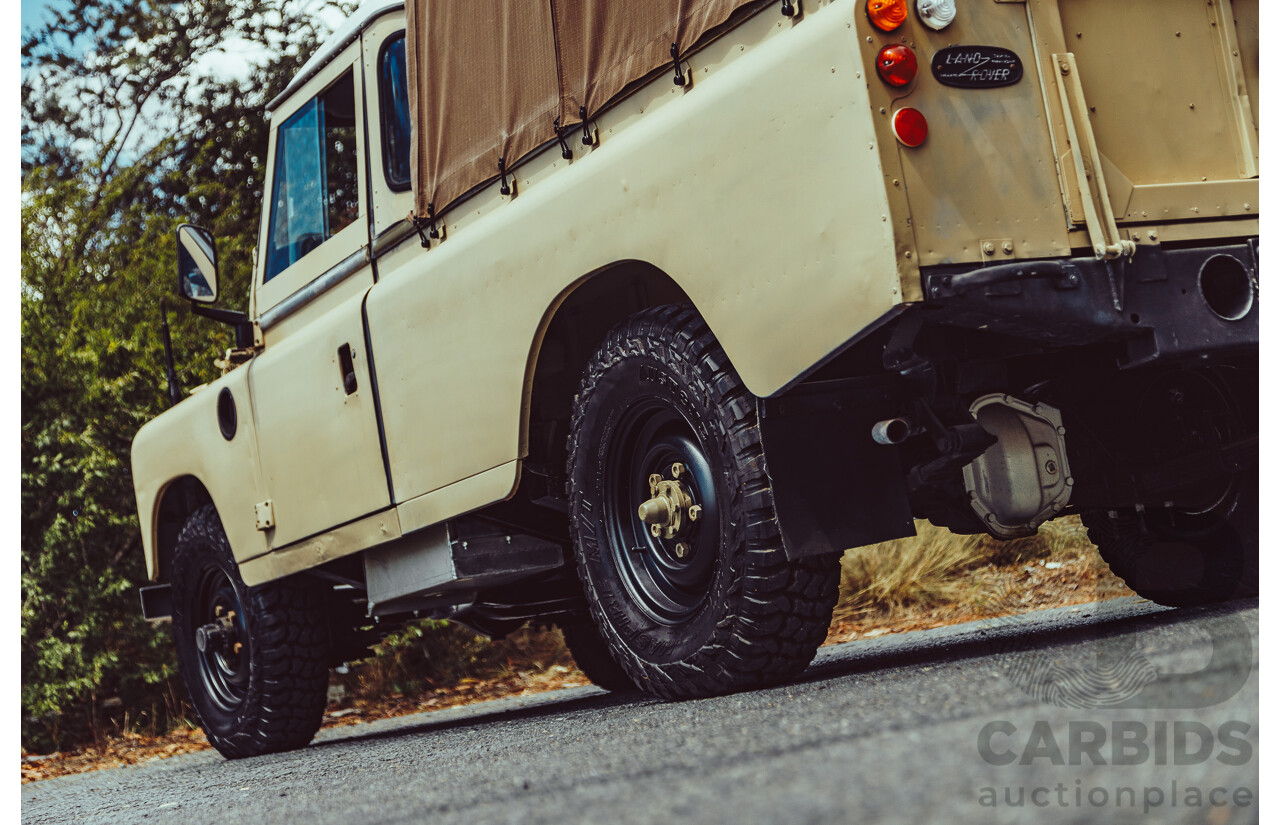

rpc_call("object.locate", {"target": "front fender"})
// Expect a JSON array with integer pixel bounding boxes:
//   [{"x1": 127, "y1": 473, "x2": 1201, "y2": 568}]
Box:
[{"x1": 131, "y1": 365, "x2": 269, "y2": 580}]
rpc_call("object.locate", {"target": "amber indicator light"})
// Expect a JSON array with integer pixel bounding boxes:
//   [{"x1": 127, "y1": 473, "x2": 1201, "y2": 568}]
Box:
[
  {"x1": 876, "y1": 45, "x2": 918, "y2": 87},
  {"x1": 867, "y1": 0, "x2": 909, "y2": 32},
  {"x1": 892, "y1": 107, "x2": 928, "y2": 147}
]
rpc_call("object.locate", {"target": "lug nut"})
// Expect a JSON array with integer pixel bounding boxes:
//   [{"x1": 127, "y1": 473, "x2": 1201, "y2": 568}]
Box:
[
  {"x1": 688, "y1": 505, "x2": 702, "y2": 521},
  {"x1": 674, "y1": 542, "x2": 691, "y2": 559},
  {"x1": 233, "y1": 642, "x2": 243, "y2": 655},
  {"x1": 650, "y1": 524, "x2": 663, "y2": 537},
  {"x1": 670, "y1": 462, "x2": 685, "y2": 479}
]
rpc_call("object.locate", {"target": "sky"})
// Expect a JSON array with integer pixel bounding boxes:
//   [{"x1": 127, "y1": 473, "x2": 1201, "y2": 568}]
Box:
[
  {"x1": 17, "y1": 0, "x2": 354, "y2": 169},
  {"x1": 20, "y1": 0, "x2": 66, "y2": 36},
  {"x1": 19, "y1": 0, "x2": 352, "y2": 81}
]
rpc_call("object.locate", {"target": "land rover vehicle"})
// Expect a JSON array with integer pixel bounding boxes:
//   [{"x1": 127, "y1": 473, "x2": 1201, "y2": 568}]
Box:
[{"x1": 133, "y1": 0, "x2": 1258, "y2": 758}]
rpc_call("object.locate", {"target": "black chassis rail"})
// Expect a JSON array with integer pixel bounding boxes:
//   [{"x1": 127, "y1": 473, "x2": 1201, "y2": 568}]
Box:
[{"x1": 919, "y1": 239, "x2": 1258, "y2": 367}]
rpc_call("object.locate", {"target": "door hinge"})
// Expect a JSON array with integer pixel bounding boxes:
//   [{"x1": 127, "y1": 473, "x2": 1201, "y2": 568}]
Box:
[{"x1": 254, "y1": 500, "x2": 276, "y2": 531}]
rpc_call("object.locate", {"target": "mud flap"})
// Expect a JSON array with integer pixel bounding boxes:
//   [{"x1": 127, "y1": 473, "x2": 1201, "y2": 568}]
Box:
[{"x1": 759, "y1": 376, "x2": 916, "y2": 559}]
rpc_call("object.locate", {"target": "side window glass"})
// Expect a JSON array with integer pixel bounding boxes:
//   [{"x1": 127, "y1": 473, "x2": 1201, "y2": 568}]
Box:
[
  {"x1": 264, "y1": 69, "x2": 360, "y2": 282},
  {"x1": 379, "y1": 34, "x2": 412, "y2": 192}
]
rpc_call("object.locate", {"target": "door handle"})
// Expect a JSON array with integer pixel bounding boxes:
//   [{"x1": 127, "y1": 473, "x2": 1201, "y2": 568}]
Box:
[{"x1": 338, "y1": 343, "x2": 358, "y2": 395}]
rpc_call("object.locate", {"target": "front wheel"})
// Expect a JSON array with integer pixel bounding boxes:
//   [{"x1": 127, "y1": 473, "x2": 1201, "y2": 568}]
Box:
[
  {"x1": 567, "y1": 305, "x2": 840, "y2": 700},
  {"x1": 171, "y1": 505, "x2": 330, "y2": 758}
]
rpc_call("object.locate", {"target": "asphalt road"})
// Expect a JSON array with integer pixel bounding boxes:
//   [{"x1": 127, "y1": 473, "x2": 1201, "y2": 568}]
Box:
[{"x1": 22, "y1": 598, "x2": 1258, "y2": 825}]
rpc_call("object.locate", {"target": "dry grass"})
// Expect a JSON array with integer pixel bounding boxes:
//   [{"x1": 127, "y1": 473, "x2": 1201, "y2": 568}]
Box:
[{"x1": 835, "y1": 515, "x2": 1103, "y2": 620}]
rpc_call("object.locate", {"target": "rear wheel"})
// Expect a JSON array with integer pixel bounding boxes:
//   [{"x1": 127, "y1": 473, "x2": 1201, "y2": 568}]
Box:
[
  {"x1": 1083, "y1": 367, "x2": 1256, "y2": 607},
  {"x1": 1083, "y1": 479, "x2": 1256, "y2": 607},
  {"x1": 171, "y1": 505, "x2": 330, "y2": 758},
  {"x1": 567, "y1": 305, "x2": 840, "y2": 700}
]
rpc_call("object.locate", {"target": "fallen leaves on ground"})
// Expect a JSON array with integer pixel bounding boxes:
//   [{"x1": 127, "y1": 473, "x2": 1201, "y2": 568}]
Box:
[
  {"x1": 21, "y1": 727, "x2": 210, "y2": 784},
  {"x1": 317, "y1": 666, "x2": 592, "y2": 730}
]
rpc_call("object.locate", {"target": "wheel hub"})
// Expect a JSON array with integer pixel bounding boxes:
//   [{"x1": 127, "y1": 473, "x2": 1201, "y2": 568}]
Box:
[
  {"x1": 637, "y1": 462, "x2": 702, "y2": 540},
  {"x1": 195, "y1": 610, "x2": 239, "y2": 655},
  {"x1": 190, "y1": 577, "x2": 251, "y2": 715},
  {"x1": 602, "y1": 401, "x2": 719, "y2": 625}
]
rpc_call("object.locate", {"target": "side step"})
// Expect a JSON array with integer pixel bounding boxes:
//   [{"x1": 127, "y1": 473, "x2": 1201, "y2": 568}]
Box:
[{"x1": 363, "y1": 518, "x2": 565, "y2": 617}]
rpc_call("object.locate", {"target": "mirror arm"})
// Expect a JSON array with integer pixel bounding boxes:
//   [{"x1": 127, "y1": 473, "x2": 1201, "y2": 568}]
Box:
[
  {"x1": 192, "y1": 305, "x2": 254, "y2": 349},
  {"x1": 160, "y1": 300, "x2": 182, "y2": 408}
]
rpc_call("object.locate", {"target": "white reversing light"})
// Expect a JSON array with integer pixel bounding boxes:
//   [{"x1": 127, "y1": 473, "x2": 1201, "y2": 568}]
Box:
[{"x1": 917, "y1": 0, "x2": 957, "y2": 30}]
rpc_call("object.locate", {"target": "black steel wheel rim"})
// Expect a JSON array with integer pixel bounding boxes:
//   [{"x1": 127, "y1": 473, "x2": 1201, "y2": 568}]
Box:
[
  {"x1": 192, "y1": 567, "x2": 250, "y2": 715},
  {"x1": 603, "y1": 398, "x2": 719, "y2": 626},
  {"x1": 1139, "y1": 370, "x2": 1243, "y2": 517}
]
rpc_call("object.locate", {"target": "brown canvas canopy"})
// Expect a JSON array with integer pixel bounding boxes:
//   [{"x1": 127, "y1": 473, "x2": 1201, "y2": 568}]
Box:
[{"x1": 406, "y1": 0, "x2": 768, "y2": 218}]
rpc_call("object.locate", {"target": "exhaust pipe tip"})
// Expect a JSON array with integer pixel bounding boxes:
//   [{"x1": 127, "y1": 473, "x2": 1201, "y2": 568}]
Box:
[{"x1": 872, "y1": 418, "x2": 913, "y2": 446}]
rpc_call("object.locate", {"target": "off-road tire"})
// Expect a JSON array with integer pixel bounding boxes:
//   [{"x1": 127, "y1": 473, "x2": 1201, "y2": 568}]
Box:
[
  {"x1": 558, "y1": 620, "x2": 637, "y2": 692},
  {"x1": 1082, "y1": 478, "x2": 1257, "y2": 607},
  {"x1": 567, "y1": 305, "x2": 840, "y2": 700},
  {"x1": 171, "y1": 505, "x2": 330, "y2": 758}
]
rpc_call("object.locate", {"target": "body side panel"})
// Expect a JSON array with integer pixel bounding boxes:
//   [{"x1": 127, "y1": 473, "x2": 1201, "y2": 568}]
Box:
[{"x1": 364, "y1": 0, "x2": 900, "y2": 507}]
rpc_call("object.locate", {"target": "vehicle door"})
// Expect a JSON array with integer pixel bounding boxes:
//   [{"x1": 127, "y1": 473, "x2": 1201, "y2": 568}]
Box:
[{"x1": 246, "y1": 42, "x2": 391, "y2": 549}]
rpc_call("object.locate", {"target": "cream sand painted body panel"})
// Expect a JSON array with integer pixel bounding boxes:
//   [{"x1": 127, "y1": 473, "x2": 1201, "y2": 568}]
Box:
[
  {"x1": 365, "y1": 0, "x2": 900, "y2": 521},
  {"x1": 859, "y1": 0, "x2": 1071, "y2": 267},
  {"x1": 131, "y1": 368, "x2": 270, "y2": 576},
  {"x1": 363, "y1": 12, "x2": 415, "y2": 240},
  {"x1": 134, "y1": 0, "x2": 1258, "y2": 584},
  {"x1": 1030, "y1": 0, "x2": 1258, "y2": 224},
  {"x1": 239, "y1": 508, "x2": 402, "y2": 587},
  {"x1": 860, "y1": 0, "x2": 1258, "y2": 268}
]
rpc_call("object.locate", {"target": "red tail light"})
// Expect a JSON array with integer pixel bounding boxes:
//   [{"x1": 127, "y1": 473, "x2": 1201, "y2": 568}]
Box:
[
  {"x1": 876, "y1": 45, "x2": 918, "y2": 87},
  {"x1": 892, "y1": 107, "x2": 928, "y2": 147}
]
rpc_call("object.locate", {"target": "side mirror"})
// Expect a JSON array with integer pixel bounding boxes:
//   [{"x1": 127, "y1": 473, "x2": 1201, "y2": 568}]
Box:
[{"x1": 176, "y1": 224, "x2": 219, "y2": 304}]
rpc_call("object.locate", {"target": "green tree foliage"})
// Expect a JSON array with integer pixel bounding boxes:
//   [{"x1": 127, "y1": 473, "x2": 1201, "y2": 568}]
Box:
[{"x1": 21, "y1": 0, "x2": 355, "y2": 752}]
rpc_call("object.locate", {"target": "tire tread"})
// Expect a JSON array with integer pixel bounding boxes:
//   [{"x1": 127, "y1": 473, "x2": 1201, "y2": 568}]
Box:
[
  {"x1": 567, "y1": 305, "x2": 839, "y2": 700},
  {"x1": 172, "y1": 506, "x2": 329, "y2": 759}
]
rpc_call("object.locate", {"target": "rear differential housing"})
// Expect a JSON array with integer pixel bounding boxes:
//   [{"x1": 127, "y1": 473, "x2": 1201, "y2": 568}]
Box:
[{"x1": 962, "y1": 394, "x2": 1073, "y2": 538}]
